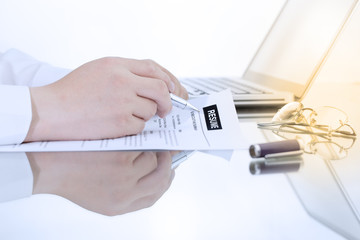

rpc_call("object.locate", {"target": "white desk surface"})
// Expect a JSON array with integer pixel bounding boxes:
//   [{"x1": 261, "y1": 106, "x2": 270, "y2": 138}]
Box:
[{"x1": 0, "y1": 122, "x2": 346, "y2": 240}]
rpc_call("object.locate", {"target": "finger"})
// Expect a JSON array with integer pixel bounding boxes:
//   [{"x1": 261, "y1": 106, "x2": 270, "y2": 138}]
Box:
[
  {"x1": 122, "y1": 185, "x2": 172, "y2": 214},
  {"x1": 151, "y1": 61, "x2": 180, "y2": 94},
  {"x1": 152, "y1": 63, "x2": 189, "y2": 100},
  {"x1": 134, "y1": 76, "x2": 172, "y2": 118},
  {"x1": 132, "y1": 97, "x2": 157, "y2": 121},
  {"x1": 116, "y1": 154, "x2": 175, "y2": 215},
  {"x1": 132, "y1": 152, "x2": 159, "y2": 177},
  {"x1": 113, "y1": 151, "x2": 143, "y2": 166},
  {"x1": 170, "y1": 150, "x2": 181, "y2": 157},
  {"x1": 125, "y1": 59, "x2": 175, "y2": 93},
  {"x1": 151, "y1": 62, "x2": 189, "y2": 100},
  {"x1": 155, "y1": 63, "x2": 182, "y2": 95},
  {"x1": 180, "y1": 85, "x2": 189, "y2": 100},
  {"x1": 136, "y1": 152, "x2": 173, "y2": 197},
  {"x1": 119, "y1": 115, "x2": 146, "y2": 136}
]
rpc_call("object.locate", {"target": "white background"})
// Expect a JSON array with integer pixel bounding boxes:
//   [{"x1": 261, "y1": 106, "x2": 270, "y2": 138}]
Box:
[{"x1": 0, "y1": 0, "x2": 359, "y2": 82}]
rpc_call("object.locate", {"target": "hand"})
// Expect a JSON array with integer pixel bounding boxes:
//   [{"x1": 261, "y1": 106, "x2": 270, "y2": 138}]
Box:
[
  {"x1": 25, "y1": 57, "x2": 188, "y2": 142},
  {"x1": 27, "y1": 151, "x2": 175, "y2": 216}
]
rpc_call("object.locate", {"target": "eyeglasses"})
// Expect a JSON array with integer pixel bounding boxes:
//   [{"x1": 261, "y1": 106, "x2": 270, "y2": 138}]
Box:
[{"x1": 258, "y1": 104, "x2": 357, "y2": 160}]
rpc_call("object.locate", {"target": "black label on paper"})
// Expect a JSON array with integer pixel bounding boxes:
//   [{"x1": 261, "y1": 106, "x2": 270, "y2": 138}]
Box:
[{"x1": 203, "y1": 104, "x2": 222, "y2": 131}]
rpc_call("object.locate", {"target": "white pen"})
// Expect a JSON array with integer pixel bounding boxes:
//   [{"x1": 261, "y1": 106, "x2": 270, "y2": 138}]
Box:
[{"x1": 170, "y1": 93, "x2": 200, "y2": 112}]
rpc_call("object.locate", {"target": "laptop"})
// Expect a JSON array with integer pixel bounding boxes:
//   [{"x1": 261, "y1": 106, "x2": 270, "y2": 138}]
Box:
[{"x1": 180, "y1": 0, "x2": 358, "y2": 118}]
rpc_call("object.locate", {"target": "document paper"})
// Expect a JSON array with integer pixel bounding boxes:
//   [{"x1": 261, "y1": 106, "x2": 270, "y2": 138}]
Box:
[{"x1": 0, "y1": 90, "x2": 247, "y2": 152}]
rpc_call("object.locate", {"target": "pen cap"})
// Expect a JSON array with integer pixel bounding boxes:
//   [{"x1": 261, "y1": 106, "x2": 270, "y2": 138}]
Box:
[{"x1": 249, "y1": 139, "x2": 303, "y2": 158}]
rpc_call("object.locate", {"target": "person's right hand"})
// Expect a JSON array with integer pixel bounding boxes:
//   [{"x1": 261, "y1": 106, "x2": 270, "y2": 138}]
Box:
[{"x1": 25, "y1": 57, "x2": 188, "y2": 142}]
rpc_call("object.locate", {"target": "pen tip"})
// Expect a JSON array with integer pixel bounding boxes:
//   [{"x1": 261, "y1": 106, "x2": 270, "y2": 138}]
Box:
[
  {"x1": 189, "y1": 104, "x2": 200, "y2": 112},
  {"x1": 192, "y1": 108, "x2": 200, "y2": 112}
]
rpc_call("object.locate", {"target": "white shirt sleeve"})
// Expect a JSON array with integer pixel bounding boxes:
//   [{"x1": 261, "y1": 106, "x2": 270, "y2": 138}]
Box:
[
  {"x1": 0, "y1": 49, "x2": 71, "y2": 145},
  {"x1": 0, "y1": 49, "x2": 73, "y2": 202},
  {"x1": 0, "y1": 48, "x2": 71, "y2": 87},
  {"x1": 0, "y1": 152, "x2": 33, "y2": 202},
  {"x1": 0, "y1": 85, "x2": 32, "y2": 145}
]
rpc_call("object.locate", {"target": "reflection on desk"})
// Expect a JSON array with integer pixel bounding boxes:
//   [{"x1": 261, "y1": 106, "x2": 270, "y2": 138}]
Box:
[
  {"x1": 254, "y1": 82, "x2": 360, "y2": 240},
  {"x1": 249, "y1": 133, "x2": 360, "y2": 239},
  {"x1": 249, "y1": 156, "x2": 303, "y2": 175},
  {"x1": 1, "y1": 151, "x2": 176, "y2": 216},
  {"x1": 0, "y1": 142, "x2": 350, "y2": 239}
]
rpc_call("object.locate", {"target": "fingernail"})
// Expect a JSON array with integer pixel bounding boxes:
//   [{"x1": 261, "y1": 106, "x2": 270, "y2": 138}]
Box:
[{"x1": 169, "y1": 81, "x2": 175, "y2": 93}]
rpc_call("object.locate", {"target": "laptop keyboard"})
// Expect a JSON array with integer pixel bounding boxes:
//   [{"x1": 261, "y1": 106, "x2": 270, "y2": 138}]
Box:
[{"x1": 180, "y1": 77, "x2": 270, "y2": 96}]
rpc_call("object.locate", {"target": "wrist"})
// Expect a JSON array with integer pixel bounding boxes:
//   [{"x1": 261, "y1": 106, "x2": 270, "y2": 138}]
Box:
[
  {"x1": 27, "y1": 152, "x2": 58, "y2": 195},
  {"x1": 26, "y1": 152, "x2": 40, "y2": 194},
  {"x1": 25, "y1": 86, "x2": 58, "y2": 142},
  {"x1": 24, "y1": 87, "x2": 39, "y2": 142}
]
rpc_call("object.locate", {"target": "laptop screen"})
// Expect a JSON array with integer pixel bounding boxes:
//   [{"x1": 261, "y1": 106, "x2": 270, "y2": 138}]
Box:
[{"x1": 243, "y1": 0, "x2": 358, "y2": 100}]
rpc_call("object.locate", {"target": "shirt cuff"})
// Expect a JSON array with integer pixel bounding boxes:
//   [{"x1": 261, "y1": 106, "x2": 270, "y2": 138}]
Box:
[
  {"x1": 0, "y1": 152, "x2": 33, "y2": 202},
  {"x1": 0, "y1": 85, "x2": 32, "y2": 145}
]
